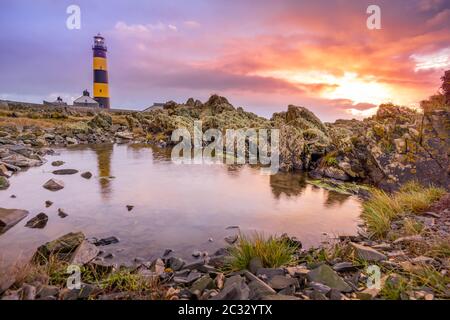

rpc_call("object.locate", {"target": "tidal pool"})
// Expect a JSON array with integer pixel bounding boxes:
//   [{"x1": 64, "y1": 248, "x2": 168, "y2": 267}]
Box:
[{"x1": 0, "y1": 143, "x2": 362, "y2": 267}]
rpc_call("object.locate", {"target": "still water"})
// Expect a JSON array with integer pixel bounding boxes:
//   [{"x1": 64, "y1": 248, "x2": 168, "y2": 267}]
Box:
[{"x1": 0, "y1": 144, "x2": 362, "y2": 267}]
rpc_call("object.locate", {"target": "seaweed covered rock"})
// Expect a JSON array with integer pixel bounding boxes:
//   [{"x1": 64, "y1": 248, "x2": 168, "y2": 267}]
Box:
[
  {"x1": 87, "y1": 112, "x2": 112, "y2": 130},
  {"x1": 272, "y1": 105, "x2": 331, "y2": 171}
]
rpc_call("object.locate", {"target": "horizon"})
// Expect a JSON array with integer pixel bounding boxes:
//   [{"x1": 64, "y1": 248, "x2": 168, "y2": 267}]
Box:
[{"x1": 1, "y1": 0, "x2": 449, "y2": 121}]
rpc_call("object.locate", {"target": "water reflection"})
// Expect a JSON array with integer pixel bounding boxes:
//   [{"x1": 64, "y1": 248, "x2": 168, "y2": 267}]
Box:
[
  {"x1": 0, "y1": 143, "x2": 362, "y2": 267},
  {"x1": 90, "y1": 144, "x2": 113, "y2": 199},
  {"x1": 270, "y1": 172, "x2": 308, "y2": 199}
]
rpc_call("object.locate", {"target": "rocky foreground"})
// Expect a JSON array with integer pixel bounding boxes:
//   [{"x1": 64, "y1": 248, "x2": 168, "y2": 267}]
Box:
[{"x1": 0, "y1": 190, "x2": 448, "y2": 300}]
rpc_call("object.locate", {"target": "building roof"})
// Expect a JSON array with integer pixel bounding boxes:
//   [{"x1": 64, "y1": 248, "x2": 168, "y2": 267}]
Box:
[
  {"x1": 142, "y1": 103, "x2": 165, "y2": 112},
  {"x1": 73, "y1": 95, "x2": 99, "y2": 105}
]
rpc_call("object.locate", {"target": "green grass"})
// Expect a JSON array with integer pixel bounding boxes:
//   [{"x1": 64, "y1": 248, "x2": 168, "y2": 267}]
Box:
[
  {"x1": 101, "y1": 269, "x2": 147, "y2": 292},
  {"x1": 380, "y1": 274, "x2": 410, "y2": 300},
  {"x1": 362, "y1": 182, "x2": 445, "y2": 238},
  {"x1": 227, "y1": 233, "x2": 299, "y2": 271},
  {"x1": 323, "y1": 152, "x2": 338, "y2": 166}
]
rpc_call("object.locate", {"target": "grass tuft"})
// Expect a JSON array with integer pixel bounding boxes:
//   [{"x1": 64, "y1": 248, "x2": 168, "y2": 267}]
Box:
[
  {"x1": 362, "y1": 182, "x2": 445, "y2": 238},
  {"x1": 227, "y1": 233, "x2": 298, "y2": 271}
]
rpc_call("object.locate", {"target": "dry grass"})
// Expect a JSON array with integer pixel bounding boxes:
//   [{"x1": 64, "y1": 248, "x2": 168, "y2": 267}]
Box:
[
  {"x1": 227, "y1": 232, "x2": 299, "y2": 271},
  {"x1": 362, "y1": 182, "x2": 445, "y2": 238}
]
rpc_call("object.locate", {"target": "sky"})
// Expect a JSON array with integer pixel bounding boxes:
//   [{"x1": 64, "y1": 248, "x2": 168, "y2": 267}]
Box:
[{"x1": 0, "y1": 0, "x2": 449, "y2": 121}]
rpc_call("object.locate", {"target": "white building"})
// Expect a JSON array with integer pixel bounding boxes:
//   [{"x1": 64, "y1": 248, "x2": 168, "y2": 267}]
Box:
[{"x1": 73, "y1": 90, "x2": 99, "y2": 107}]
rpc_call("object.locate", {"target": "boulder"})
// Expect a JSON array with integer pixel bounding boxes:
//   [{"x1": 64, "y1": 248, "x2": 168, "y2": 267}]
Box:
[
  {"x1": 350, "y1": 243, "x2": 387, "y2": 262},
  {"x1": 25, "y1": 213, "x2": 48, "y2": 229},
  {"x1": 2, "y1": 154, "x2": 42, "y2": 167},
  {"x1": 43, "y1": 179, "x2": 64, "y2": 191},
  {"x1": 168, "y1": 257, "x2": 186, "y2": 271},
  {"x1": 52, "y1": 169, "x2": 79, "y2": 175},
  {"x1": 0, "y1": 208, "x2": 29, "y2": 233},
  {"x1": 32, "y1": 232, "x2": 85, "y2": 263},
  {"x1": 307, "y1": 264, "x2": 352, "y2": 292}
]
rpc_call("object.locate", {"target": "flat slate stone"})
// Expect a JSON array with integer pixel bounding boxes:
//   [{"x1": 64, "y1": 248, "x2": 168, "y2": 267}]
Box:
[
  {"x1": 0, "y1": 208, "x2": 29, "y2": 234},
  {"x1": 351, "y1": 243, "x2": 387, "y2": 262},
  {"x1": 52, "y1": 169, "x2": 79, "y2": 175},
  {"x1": 307, "y1": 264, "x2": 352, "y2": 293}
]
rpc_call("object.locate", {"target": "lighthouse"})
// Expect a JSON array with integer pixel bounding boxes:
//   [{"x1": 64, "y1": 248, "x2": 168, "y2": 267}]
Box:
[{"x1": 92, "y1": 34, "x2": 110, "y2": 109}]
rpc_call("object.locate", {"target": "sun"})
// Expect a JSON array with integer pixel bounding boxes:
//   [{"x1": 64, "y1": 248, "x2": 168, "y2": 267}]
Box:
[{"x1": 323, "y1": 73, "x2": 393, "y2": 106}]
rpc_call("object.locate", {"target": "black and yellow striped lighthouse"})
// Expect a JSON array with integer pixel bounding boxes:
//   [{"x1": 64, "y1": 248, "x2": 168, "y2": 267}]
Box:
[{"x1": 92, "y1": 34, "x2": 110, "y2": 109}]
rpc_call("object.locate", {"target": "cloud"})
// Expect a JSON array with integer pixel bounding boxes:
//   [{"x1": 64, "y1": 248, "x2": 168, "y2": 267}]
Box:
[
  {"x1": 184, "y1": 20, "x2": 201, "y2": 28},
  {"x1": 115, "y1": 21, "x2": 178, "y2": 33}
]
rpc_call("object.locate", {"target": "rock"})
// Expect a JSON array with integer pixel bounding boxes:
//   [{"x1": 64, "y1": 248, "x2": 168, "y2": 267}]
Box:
[
  {"x1": 210, "y1": 275, "x2": 250, "y2": 300},
  {"x1": 25, "y1": 213, "x2": 48, "y2": 229},
  {"x1": 308, "y1": 282, "x2": 332, "y2": 294},
  {"x1": 244, "y1": 271, "x2": 277, "y2": 299},
  {"x1": 351, "y1": 242, "x2": 387, "y2": 262},
  {"x1": 215, "y1": 273, "x2": 225, "y2": 290},
  {"x1": 20, "y1": 284, "x2": 37, "y2": 300},
  {"x1": 115, "y1": 131, "x2": 134, "y2": 140},
  {"x1": 249, "y1": 257, "x2": 264, "y2": 274},
  {"x1": 0, "y1": 208, "x2": 29, "y2": 233},
  {"x1": 65, "y1": 137, "x2": 78, "y2": 145},
  {"x1": 224, "y1": 234, "x2": 239, "y2": 245},
  {"x1": 52, "y1": 169, "x2": 78, "y2": 175},
  {"x1": 126, "y1": 205, "x2": 134, "y2": 211},
  {"x1": 393, "y1": 235, "x2": 424, "y2": 244},
  {"x1": 51, "y1": 161, "x2": 65, "y2": 167},
  {"x1": 0, "y1": 176, "x2": 9, "y2": 190},
  {"x1": 0, "y1": 164, "x2": 11, "y2": 178},
  {"x1": 332, "y1": 262, "x2": 358, "y2": 273},
  {"x1": 70, "y1": 240, "x2": 99, "y2": 265},
  {"x1": 43, "y1": 179, "x2": 64, "y2": 191},
  {"x1": 323, "y1": 167, "x2": 350, "y2": 181},
  {"x1": 328, "y1": 289, "x2": 347, "y2": 300},
  {"x1": 286, "y1": 266, "x2": 309, "y2": 278},
  {"x1": 2, "y1": 154, "x2": 42, "y2": 167},
  {"x1": 1, "y1": 291, "x2": 20, "y2": 300},
  {"x1": 58, "y1": 208, "x2": 68, "y2": 218},
  {"x1": 262, "y1": 294, "x2": 301, "y2": 300},
  {"x1": 163, "y1": 249, "x2": 173, "y2": 257},
  {"x1": 190, "y1": 275, "x2": 214, "y2": 293},
  {"x1": 10, "y1": 194, "x2": 16, "y2": 198},
  {"x1": 410, "y1": 256, "x2": 435, "y2": 265},
  {"x1": 45, "y1": 200, "x2": 53, "y2": 208},
  {"x1": 0, "y1": 278, "x2": 15, "y2": 295},
  {"x1": 91, "y1": 236, "x2": 120, "y2": 246},
  {"x1": 192, "y1": 250, "x2": 202, "y2": 258},
  {"x1": 307, "y1": 265, "x2": 352, "y2": 293},
  {"x1": 151, "y1": 258, "x2": 166, "y2": 275},
  {"x1": 33, "y1": 232, "x2": 85, "y2": 263},
  {"x1": 88, "y1": 112, "x2": 112, "y2": 130},
  {"x1": 268, "y1": 275, "x2": 298, "y2": 290},
  {"x1": 36, "y1": 285, "x2": 59, "y2": 299},
  {"x1": 356, "y1": 288, "x2": 380, "y2": 300},
  {"x1": 423, "y1": 211, "x2": 440, "y2": 218},
  {"x1": 256, "y1": 268, "x2": 285, "y2": 280},
  {"x1": 168, "y1": 257, "x2": 185, "y2": 271},
  {"x1": 81, "y1": 171, "x2": 92, "y2": 179}
]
